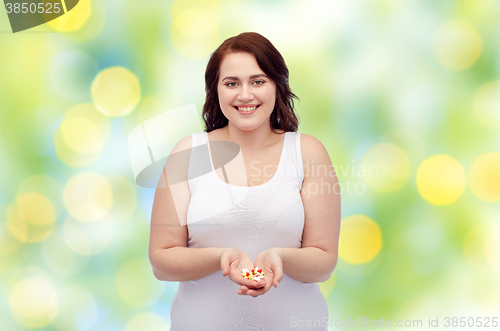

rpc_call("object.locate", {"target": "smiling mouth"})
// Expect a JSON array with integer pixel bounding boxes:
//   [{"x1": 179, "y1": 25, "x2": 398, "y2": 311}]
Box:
[{"x1": 233, "y1": 105, "x2": 260, "y2": 112}]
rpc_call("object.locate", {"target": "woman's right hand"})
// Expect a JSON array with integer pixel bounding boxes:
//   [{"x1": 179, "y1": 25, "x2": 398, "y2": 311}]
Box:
[{"x1": 220, "y1": 247, "x2": 266, "y2": 290}]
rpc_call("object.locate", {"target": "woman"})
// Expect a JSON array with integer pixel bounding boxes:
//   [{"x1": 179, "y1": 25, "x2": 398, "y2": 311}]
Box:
[{"x1": 149, "y1": 32, "x2": 341, "y2": 331}]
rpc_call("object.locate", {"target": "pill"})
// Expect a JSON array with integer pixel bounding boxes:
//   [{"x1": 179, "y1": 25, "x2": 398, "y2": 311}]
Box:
[{"x1": 241, "y1": 267, "x2": 265, "y2": 281}]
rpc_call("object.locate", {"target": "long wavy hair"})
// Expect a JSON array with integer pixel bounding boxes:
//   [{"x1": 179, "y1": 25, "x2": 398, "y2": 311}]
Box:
[{"x1": 202, "y1": 32, "x2": 299, "y2": 134}]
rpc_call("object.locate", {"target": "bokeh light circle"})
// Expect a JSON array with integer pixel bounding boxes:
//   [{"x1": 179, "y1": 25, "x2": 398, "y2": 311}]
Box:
[
  {"x1": 91, "y1": 67, "x2": 141, "y2": 117},
  {"x1": 16, "y1": 175, "x2": 64, "y2": 216},
  {"x1": 416, "y1": 155, "x2": 466, "y2": 205},
  {"x1": 0, "y1": 204, "x2": 23, "y2": 256},
  {"x1": 9, "y1": 277, "x2": 58, "y2": 328},
  {"x1": 116, "y1": 258, "x2": 164, "y2": 307},
  {"x1": 107, "y1": 175, "x2": 138, "y2": 223},
  {"x1": 338, "y1": 214, "x2": 382, "y2": 264},
  {"x1": 46, "y1": 0, "x2": 92, "y2": 32},
  {"x1": 63, "y1": 172, "x2": 113, "y2": 222},
  {"x1": 124, "y1": 313, "x2": 170, "y2": 331},
  {"x1": 54, "y1": 104, "x2": 110, "y2": 167},
  {"x1": 52, "y1": 285, "x2": 98, "y2": 331},
  {"x1": 433, "y1": 20, "x2": 482, "y2": 71},
  {"x1": 380, "y1": 128, "x2": 426, "y2": 167},
  {"x1": 60, "y1": 118, "x2": 104, "y2": 154},
  {"x1": 62, "y1": 215, "x2": 114, "y2": 256},
  {"x1": 53, "y1": 129, "x2": 100, "y2": 168},
  {"x1": 56, "y1": 0, "x2": 107, "y2": 42},
  {"x1": 7, "y1": 196, "x2": 56, "y2": 243},
  {"x1": 170, "y1": 5, "x2": 220, "y2": 59},
  {"x1": 360, "y1": 143, "x2": 411, "y2": 193},
  {"x1": 468, "y1": 153, "x2": 500, "y2": 202},
  {"x1": 473, "y1": 81, "x2": 500, "y2": 131},
  {"x1": 42, "y1": 231, "x2": 88, "y2": 275},
  {"x1": 484, "y1": 225, "x2": 500, "y2": 271},
  {"x1": 463, "y1": 222, "x2": 500, "y2": 272},
  {"x1": 318, "y1": 273, "x2": 336, "y2": 299},
  {"x1": 15, "y1": 192, "x2": 56, "y2": 226}
]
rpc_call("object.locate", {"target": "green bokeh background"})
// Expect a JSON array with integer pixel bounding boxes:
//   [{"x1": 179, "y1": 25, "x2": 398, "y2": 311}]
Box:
[{"x1": 1, "y1": 0, "x2": 499, "y2": 330}]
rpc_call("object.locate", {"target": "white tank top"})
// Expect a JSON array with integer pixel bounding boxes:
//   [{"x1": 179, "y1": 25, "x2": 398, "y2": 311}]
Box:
[{"x1": 169, "y1": 131, "x2": 329, "y2": 331}]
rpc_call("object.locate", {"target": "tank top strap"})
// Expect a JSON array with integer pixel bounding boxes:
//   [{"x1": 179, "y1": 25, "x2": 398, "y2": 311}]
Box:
[
  {"x1": 281, "y1": 132, "x2": 304, "y2": 188},
  {"x1": 192, "y1": 131, "x2": 205, "y2": 148},
  {"x1": 187, "y1": 132, "x2": 211, "y2": 185}
]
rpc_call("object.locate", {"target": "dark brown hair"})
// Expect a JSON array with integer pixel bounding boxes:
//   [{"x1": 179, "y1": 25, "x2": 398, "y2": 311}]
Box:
[{"x1": 202, "y1": 32, "x2": 299, "y2": 134}]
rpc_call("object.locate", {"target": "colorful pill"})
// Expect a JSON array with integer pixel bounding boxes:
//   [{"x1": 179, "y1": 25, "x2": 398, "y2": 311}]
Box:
[{"x1": 241, "y1": 267, "x2": 265, "y2": 281}]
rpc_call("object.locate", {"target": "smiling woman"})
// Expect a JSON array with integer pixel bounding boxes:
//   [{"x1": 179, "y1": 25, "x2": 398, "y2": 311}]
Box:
[{"x1": 148, "y1": 32, "x2": 341, "y2": 331}]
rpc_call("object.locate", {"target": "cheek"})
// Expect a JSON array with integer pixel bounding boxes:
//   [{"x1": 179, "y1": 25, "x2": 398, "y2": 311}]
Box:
[
  {"x1": 218, "y1": 89, "x2": 233, "y2": 104},
  {"x1": 264, "y1": 86, "x2": 277, "y2": 100},
  {"x1": 217, "y1": 91, "x2": 232, "y2": 117},
  {"x1": 264, "y1": 88, "x2": 277, "y2": 104}
]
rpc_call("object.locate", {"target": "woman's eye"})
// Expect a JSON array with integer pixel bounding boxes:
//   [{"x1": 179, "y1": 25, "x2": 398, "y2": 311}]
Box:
[{"x1": 225, "y1": 81, "x2": 264, "y2": 87}]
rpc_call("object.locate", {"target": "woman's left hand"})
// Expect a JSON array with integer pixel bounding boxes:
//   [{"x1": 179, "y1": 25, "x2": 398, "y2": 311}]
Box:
[{"x1": 237, "y1": 248, "x2": 283, "y2": 298}]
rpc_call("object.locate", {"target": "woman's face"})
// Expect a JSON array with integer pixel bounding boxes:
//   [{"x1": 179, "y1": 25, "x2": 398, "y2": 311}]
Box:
[{"x1": 217, "y1": 52, "x2": 277, "y2": 132}]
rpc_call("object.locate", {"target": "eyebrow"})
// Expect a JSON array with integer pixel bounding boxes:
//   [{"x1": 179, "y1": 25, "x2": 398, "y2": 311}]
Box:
[{"x1": 221, "y1": 74, "x2": 268, "y2": 82}]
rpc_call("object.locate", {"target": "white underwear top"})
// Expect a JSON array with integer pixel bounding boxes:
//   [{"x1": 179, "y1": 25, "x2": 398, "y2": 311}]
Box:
[{"x1": 169, "y1": 131, "x2": 329, "y2": 331}]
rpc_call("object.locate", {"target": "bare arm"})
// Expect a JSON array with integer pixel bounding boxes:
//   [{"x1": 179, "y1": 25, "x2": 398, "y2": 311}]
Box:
[
  {"x1": 149, "y1": 135, "x2": 226, "y2": 282},
  {"x1": 275, "y1": 246, "x2": 336, "y2": 283},
  {"x1": 275, "y1": 134, "x2": 341, "y2": 283},
  {"x1": 151, "y1": 246, "x2": 227, "y2": 282}
]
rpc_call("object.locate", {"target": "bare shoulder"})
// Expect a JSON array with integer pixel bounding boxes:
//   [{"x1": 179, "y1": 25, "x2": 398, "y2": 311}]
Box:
[
  {"x1": 206, "y1": 127, "x2": 227, "y2": 142},
  {"x1": 299, "y1": 133, "x2": 334, "y2": 178},
  {"x1": 170, "y1": 134, "x2": 193, "y2": 154},
  {"x1": 161, "y1": 134, "x2": 193, "y2": 185},
  {"x1": 300, "y1": 133, "x2": 329, "y2": 160}
]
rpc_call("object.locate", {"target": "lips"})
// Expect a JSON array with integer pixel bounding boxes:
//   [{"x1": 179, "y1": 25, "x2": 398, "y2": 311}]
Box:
[
  {"x1": 234, "y1": 104, "x2": 259, "y2": 115},
  {"x1": 233, "y1": 105, "x2": 260, "y2": 112}
]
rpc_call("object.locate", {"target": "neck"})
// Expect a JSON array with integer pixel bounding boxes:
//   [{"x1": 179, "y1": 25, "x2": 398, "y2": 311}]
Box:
[{"x1": 222, "y1": 122, "x2": 276, "y2": 151}]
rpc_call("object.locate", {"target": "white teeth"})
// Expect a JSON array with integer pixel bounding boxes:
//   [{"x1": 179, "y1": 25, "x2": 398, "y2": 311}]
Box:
[{"x1": 238, "y1": 106, "x2": 257, "y2": 112}]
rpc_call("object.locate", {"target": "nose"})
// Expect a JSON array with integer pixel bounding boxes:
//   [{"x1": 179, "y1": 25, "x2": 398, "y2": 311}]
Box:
[{"x1": 238, "y1": 84, "x2": 253, "y2": 101}]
